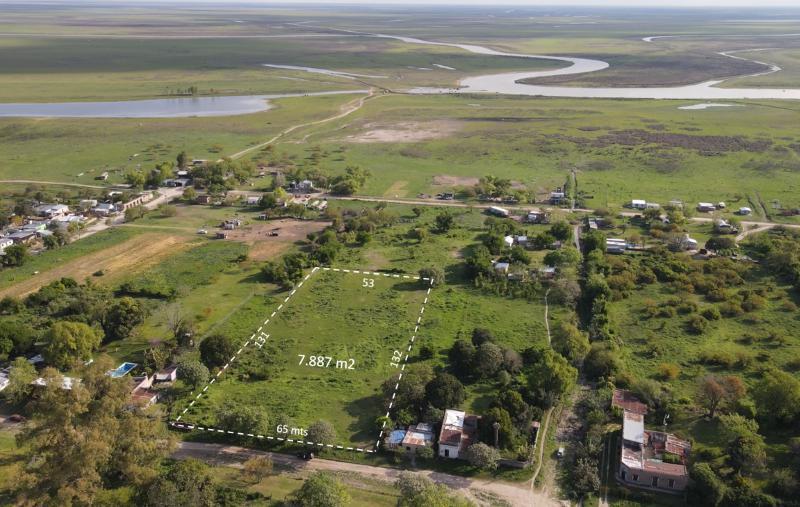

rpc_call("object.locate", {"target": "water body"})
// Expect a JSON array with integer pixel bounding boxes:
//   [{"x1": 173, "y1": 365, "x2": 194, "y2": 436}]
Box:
[
  {"x1": 678, "y1": 103, "x2": 741, "y2": 110},
  {"x1": 0, "y1": 90, "x2": 367, "y2": 118},
  {"x1": 354, "y1": 29, "x2": 800, "y2": 99}
]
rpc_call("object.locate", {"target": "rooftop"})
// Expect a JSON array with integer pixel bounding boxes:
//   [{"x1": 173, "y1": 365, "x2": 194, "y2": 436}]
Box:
[{"x1": 612, "y1": 389, "x2": 648, "y2": 415}]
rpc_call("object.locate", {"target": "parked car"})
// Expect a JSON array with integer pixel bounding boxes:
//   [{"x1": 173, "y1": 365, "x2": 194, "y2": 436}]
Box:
[{"x1": 297, "y1": 451, "x2": 314, "y2": 460}]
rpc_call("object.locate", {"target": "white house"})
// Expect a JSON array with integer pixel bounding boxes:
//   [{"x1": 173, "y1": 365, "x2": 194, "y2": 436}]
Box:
[
  {"x1": 503, "y1": 235, "x2": 515, "y2": 248},
  {"x1": 631, "y1": 199, "x2": 647, "y2": 210},
  {"x1": 697, "y1": 202, "x2": 716, "y2": 212},
  {"x1": 737, "y1": 207, "x2": 752, "y2": 216},
  {"x1": 34, "y1": 204, "x2": 70, "y2": 219},
  {"x1": 0, "y1": 238, "x2": 13, "y2": 252},
  {"x1": 438, "y1": 409, "x2": 478, "y2": 459},
  {"x1": 606, "y1": 238, "x2": 627, "y2": 254}
]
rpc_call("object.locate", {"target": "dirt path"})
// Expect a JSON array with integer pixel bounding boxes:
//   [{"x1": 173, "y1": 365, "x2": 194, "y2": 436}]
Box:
[
  {"x1": 0, "y1": 232, "x2": 192, "y2": 298},
  {"x1": 0, "y1": 179, "x2": 109, "y2": 189},
  {"x1": 227, "y1": 89, "x2": 376, "y2": 161},
  {"x1": 174, "y1": 441, "x2": 558, "y2": 507}
]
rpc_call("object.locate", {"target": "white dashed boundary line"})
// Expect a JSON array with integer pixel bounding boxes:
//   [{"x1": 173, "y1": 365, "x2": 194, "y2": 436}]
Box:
[{"x1": 170, "y1": 266, "x2": 432, "y2": 454}]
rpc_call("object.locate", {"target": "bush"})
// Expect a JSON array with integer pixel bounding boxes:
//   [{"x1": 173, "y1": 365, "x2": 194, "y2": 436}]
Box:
[
  {"x1": 688, "y1": 314, "x2": 708, "y2": 334},
  {"x1": 702, "y1": 306, "x2": 722, "y2": 320},
  {"x1": 463, "y1": 442, "x2": 501, "y2": 470},
  {"x1": 657, "y1": 363, "x2": 680, "y2": 381}
]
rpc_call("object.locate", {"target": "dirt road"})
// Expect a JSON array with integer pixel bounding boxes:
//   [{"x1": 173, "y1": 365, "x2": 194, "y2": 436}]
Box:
[{"x1": 174, "y1": 441, "x2": 559, "y2": 506}]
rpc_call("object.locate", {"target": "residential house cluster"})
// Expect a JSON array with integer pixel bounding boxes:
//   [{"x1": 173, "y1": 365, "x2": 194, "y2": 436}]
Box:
[
  {"x1": 0, "y1": 202, "x2": 89, "y2": 256},
  {"x1": 384, "y1": 409, "x2": 479, "y2": 460},
  {"x1": 613, "y1": 389, "x2": 691, "y2": 493}
]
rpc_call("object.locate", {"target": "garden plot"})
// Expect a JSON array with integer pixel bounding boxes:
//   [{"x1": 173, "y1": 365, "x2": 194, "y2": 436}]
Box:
[{"x1": 173, "y1": 267, "x2": 433, "y2": 452}]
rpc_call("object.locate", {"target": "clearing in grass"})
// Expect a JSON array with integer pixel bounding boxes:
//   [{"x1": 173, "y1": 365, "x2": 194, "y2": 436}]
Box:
[{"x1": 173, "y1": 266, "x2": 433, "y2": 452}]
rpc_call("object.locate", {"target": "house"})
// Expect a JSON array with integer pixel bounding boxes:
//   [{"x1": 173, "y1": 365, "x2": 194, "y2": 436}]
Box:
[
  {"x1": 487, "y1": 206, "x2": 509, "y2": 218},
  {"x1": 22, "y1": 221, "x2": 48, "y2": 232},
  {"x1": 538, "y1": 266, "x2": 557, "y2": 279},
  {"x1": 494, "y1": 262, "x2": 510, "y2": 274},
  {"x1": 246, "y1": 196, "x2": 261, "y2": 206},
  {"x1": 631, "y1": 199, "x2": 647, "y2": 210},
  {"x1": 0, "y1": 238, "x2": 13, "y2": 252},
  {"x1": 697, "y1": 202, "x2": 716, "y2": 212},
  {"x1": 737, "y1": 207, "x2": 752, "y2": 216},
  {"x1": 33, "y1": 204, "x2": 70, "y2": 219},
  {"x1": 503, "y1": 235, "x2": 515, "y2": 248},
  {"x1": 714, "y1": 219, "x2": 738, "y2": 234},
  {"x1": 612, "y1": 389, "x2": 648, "y2": 415},
  {"x1": 92, "y1": 203, "x2": 118, "y2": 216},
  {"x1": 9, "y1": 230, "x2": 37, "y2": 245},
  {"x1": 681, "y1": 234, "x2": 698, "y2": 251},
  {"x1": 606, "y1": 238, "x2": 627, "y2": 254},
  {"x1": 668, "y1": 200, "x2": 684, "y2": 209},
  {"x1": 550, "y1": 191, "x2": 566, "y2": 205},
  {"x1": 515, "y1": 235, "x2": 528, "y2": 247},
  {"x1": 385, "y1": 429, "x2": 407, "y2": 450},
  {"x1": 32, "y1": 376, "x2": 78, "y2": 390},
  {"x1": 154, "y1": 365, "x2": 178, "y2": 383},
  {"x1": 525, "y1": 210, "x2": 549, "y2": 224},
  {"x1": 438, "y1": 409, "x2": 478, "y2": 459},
  {"x1": 645, "y1": 202, "x2": 660, "y2": 210},
  {"x1": 79, "y1": 199, "x2": 98, "y2": 210},
  {"x1": 400, "y1": 423, "x2": 435, "y2": 454},
  {"x1": 131, "y1": 387, "x2": 160, "y2": 407},
  {"x1": 290, "y1": 180, "x2": 314, "y2": 193},
  {"x1": 196, "y1": 195, "x2": 212, "y2": 205},
  {"x1": 619, "y1": 410, "x2": 691, "y2": 493}
]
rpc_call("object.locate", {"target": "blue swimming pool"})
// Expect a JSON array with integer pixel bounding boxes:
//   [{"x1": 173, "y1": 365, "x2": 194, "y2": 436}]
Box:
[{"x1": 109, "y1": 362, "x2": 137, "y2": 378}]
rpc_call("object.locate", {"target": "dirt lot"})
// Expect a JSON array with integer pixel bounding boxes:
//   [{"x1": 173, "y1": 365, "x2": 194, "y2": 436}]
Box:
[
  {"x1": 222, "y1": 218, "x2": 330, "y2": 261},
  {"x1": 345, "y1": 120, "x2": 461, "y2": 143},
  {"x1": 0, "y1": 233, "x2": 193, "y2": 299}
]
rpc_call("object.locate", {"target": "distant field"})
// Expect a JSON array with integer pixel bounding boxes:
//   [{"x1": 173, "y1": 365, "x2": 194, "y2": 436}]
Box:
[{"x1": 274, "y1": 94, "x2": 800, "y2": 218}]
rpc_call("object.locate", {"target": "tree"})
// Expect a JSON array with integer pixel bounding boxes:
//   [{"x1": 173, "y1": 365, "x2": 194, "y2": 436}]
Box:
[
  {"x1": 474, "y1": 342, "x2": 503, "y2": 378},
  {"x1": 124, "y1": 170, "x2": 146, "y2": 188},
  {"x1": 158, "y1": 204, "x2": 178, "y2": 218},
  {"x1": 177, "y1": 150, "x2": 188, "y2": 169},
  {"x1": 528, "y1": 348, "x2": 577, "y2": 407},
  {"x1": 145, "y1": 458, "x2": 216, "y2": 507},
  {"x1": 199, "y1": 333, "x2": 236, "y2": 369},
  {"x1": 382, "y1": 364, "x2": 434, "y2": 415},
  {"x1": 697, "y1": 375, "x2": 746, "y2": 418},
  {"x1": 395, "y1": 472, "x2": 472, "y2": 507},
  {"x1": 435, "y1": 212, "x2": 455, "y2": 233},
  {"x1": 17, "y1": 357, "x2": 176, "y2": 505},
  {"x1": 480, "y1": 407, "x2": 516, "y2": 449},
  {"x1": 551, "y1": 322, "x2": 590, "y2": 365},
  {"x1": 419, "y1": 266, "x2": 444, "y2": 287},
  {"x1": 549, "y1": 221, "x2": 572, "y2": 242},
  {"x1": 544, "y1": 247, "x2": 581, "y2": 267},
  {"x1": 242, "y1": 455, "x2": 273, "y2": 483},
  {"x1": 4, "y1": 356, "x2": 36, "y2": 405},
  {"x1": 688, "y1": 463, "x2": 727, "y2": 506},
  {"x1": 425, "y1": 373, "x2": 466, "y2": 409},
  {"x1": 464, "y1": 442, "x2": 501, "y2": 470},
  {"x1": 448, "y1": 340, "x2": 475, "y2": 379},
  {"x1": 102, "y1": 296, "x2": 145, "y2": 342},
  {"x1": 471, "y1": 328, "x2": 495, "y2": 347},
  {"x1": 753, "y1": 369, "x2": 800, "y2": 425},
  {"x1": 0, "y1": 319, "x2": 37, "y2": 360},
  {"x1": 1, "y1": 244, "x2": 29, "y2": 267},
  {"x1": 307, "y1": 420, "x2": 337, "y2": 446},
  {"x1": 291, "y1": 471, "x2": 350, "y2": 507},
  {"x1": 176, "y1": 357, "x2": 209, "y2": 390},
  {"x1": 216, "y1": 401, "x2": 270, "y2": 435},
  {"x1": 182, "y1": 187, "x2": 197, "y2": 201},
  {"x1": 583, "y1": 342, "x2": 621, "y2": 381},
  {"x1": 728, "y1": 432, "x2": 767, "y2": 475},
  {"x1": 44, "y1": 321, "x2": 103, "y2": 369}
]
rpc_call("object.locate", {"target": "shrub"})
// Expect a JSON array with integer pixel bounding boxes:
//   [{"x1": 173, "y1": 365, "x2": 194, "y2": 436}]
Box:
[
  {"x1": 701, "y1": 307, "x2": 721, "y2": 320},
  {"x1": 688, "y1": 314, "x2": 708, "y2": 334},
  {"x1": 657, "y1": 363, "x2": 680, "y2": 381}
]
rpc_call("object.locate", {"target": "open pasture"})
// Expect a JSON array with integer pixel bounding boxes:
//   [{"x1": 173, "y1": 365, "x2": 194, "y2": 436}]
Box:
[{"x1": 174, "y1": 267, "x2": 432, "y2": 450}]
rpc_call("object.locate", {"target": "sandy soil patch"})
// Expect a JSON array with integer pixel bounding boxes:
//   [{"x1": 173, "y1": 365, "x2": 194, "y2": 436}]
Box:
[
  {"x1": 345, "y1": 120, "x2": 461, "y2": 143},
  {"x1": 223, "y1": 218, "x2": 330, "y2": 261},
  {"x1": 0, "y1": 233, "x2": 193, "y2": 299},
  {"x1": 432, "y1": 175, "x2": 480, "y2": 187},
  {"x1": 383, "y1": 180, "x2": 409, "y2": 198}
]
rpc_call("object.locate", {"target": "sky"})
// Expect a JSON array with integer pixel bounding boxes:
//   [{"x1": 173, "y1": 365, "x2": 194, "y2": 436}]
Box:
[{"x1": 68, "y1": 0, "x2": 800, "y2": 6}]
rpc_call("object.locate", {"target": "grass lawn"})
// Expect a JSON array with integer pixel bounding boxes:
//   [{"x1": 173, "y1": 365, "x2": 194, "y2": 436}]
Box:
[{"x1": 175, "y1": 268, "x2": 431, "y2": 449}]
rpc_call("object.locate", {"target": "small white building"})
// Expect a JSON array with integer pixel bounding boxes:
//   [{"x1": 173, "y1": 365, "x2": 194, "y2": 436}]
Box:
[
  {"x1": 0, "y1": 238, "x2": 13, "y2": 252},
  {"x1": 645, "y1": 202, "x2": 660, "y2": 210},
  {"x1": 438, "y1": 409, "x2": 478, "y2": 459},
  {"x1": 697, "y1": 202, "x2": 716, "y2": 212},
  {"x1": 737, "y1": 207, "x2": 752, "y2": 216},
  {"x1": 631, "y1": 199, "x2": 647, "y2": 210},
  {"x1": 487, "y1": 206, "x2": 509, "y2": 218},
  {"x1": 503, "y1": 235, "x2": 514, "y2": 248},
  {"x1": 606, "y1": 238, "x2": 627, "y2": 254}
]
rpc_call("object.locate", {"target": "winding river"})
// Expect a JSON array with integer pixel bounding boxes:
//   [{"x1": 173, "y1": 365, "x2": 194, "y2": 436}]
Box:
[{"x1": 1, "y1": 28, "x2": 799, "y2": 118}]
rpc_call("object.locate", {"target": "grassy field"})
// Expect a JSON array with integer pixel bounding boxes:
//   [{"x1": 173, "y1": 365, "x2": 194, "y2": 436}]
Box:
[
  {"x1": 273, "y1": 94, "x2": 800, "y2": 220},
  {"x1": 176, "y1": 268, "x2": 430, "y2": 449}
]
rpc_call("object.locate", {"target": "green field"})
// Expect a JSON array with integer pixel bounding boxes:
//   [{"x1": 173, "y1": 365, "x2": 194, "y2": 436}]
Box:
[{"x1": 175, "y1": 268, "x2": 430, "y2": 449}]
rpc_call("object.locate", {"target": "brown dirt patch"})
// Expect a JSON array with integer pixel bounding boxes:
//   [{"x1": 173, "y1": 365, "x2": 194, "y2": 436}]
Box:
[
  {"x1": 0, "y1": 233, "x2": 193, "y2": 299},
  {"x1": 383, "y1": 180, "x2": 409, "y2": 198},
  {"x1": 345, "y1": 120, "x2": 461, "y2": 143},
  {"x1": 432, "y1": 175, "x2": 480, "y2": 187},
  {"x1": 223, "y1": 219, "x2": 330, "y2": 261}
]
